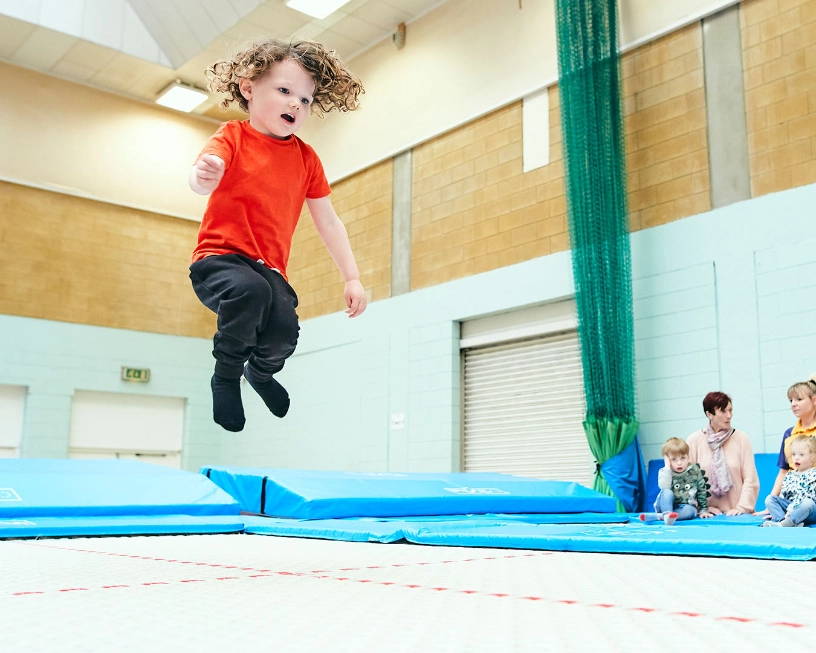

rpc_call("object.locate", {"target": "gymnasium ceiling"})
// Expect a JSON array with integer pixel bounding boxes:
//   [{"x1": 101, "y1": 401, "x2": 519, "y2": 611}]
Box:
[{"x1": 0, "y1": 0, "x2": 447, "y2": 121}]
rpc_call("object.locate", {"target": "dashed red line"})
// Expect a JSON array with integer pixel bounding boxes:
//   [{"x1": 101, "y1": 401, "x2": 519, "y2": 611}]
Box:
[
  {"x1": 22, "y1": 542, "x2": 546, "y2": 577},
  {"x1": 9, "y1": 544, "x2": 806, "y2": 630},
  {"x1": 7, "y1": 573, "x2": 808, "y2": 629}
]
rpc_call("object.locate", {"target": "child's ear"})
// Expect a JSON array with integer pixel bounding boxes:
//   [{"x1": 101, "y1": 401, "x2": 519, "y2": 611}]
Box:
[{"x1": 239, "y1": 78, "x2": 252, "y2": 100}]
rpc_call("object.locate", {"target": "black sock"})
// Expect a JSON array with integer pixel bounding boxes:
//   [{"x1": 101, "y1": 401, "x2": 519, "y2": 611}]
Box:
[
  {"x1": 244, "y1": 365, "x2": 290, "y2": 418},
  {"x1": 211, "y1": 374, "x2": 245, "y2": 432}
]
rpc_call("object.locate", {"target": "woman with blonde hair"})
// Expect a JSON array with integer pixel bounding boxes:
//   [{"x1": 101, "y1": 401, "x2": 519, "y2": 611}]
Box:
[
  {"x1": 686, "y1": 391, "x2": 759, "y2": 515},
  {"x1": 768, "y1": 375, "x2": 816, "y2": 498}
]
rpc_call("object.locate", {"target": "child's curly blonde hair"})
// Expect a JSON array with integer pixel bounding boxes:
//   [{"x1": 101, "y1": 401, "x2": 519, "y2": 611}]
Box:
[
  {"x1": 789, "y1": 434, "x2": 816, "y2": 455},
  {"x1": 206, "y1": 38, "x2": 364, "y2": 116}
]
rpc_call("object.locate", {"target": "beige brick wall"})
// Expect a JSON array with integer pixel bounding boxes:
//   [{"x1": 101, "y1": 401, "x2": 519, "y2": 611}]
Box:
[
  {"x1": 409, "y1": 24, "x2": 711, "y2": 290},
  {"x1": 411, "y1": 95, "x2": 567, "y2": 291},
  {"x1": 0, "y1": 181, "x2": 215, "y2": 338},
  {"x1": 288, "y1": 159, "x2": 392, "y2": 320},
  {"x1": 742, "y1": 0, "x2": 816, "y2": 195},
  {"x1": 622, "y1": 23, "x2": 711, "y2": 231},
  {"x1": 15, "y1": 6, "x2": 813, "y2": 329}
]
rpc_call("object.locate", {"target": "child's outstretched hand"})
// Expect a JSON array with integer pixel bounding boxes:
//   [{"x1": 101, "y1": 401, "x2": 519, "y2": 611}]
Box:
[
  {"x1": 344, "y1": 279, "x2": 367, "y2": 318},
  {"x1": 190, "y1": 154, "x2": 225, "y2": 195},
  {"x1": 699, "y1": 511, "x2": 713, "y2": 519}
]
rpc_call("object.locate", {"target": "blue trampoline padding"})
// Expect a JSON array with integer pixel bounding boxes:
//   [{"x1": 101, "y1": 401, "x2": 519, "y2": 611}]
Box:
[
  {"x1": 201, "y1": 467, "x2": 616, "y2": 519},
  {"x1": 243, "y1": 512, "x2": 629, "y2": 542},
  {"x1": 406, "y1": 522, "x2": 816, "y2": 560},
  {"x1": 0, "y1": 515, "x2": 246, "y2": 539},
  {"x1": 360, "y1": 512, "x2": 628, "y2": 524},
  {"x1": 243, "y1": 515, "x2": 408, "y2": 543},
  {"x1": 244, "y1": 516, "x2": 816, "y2": 560},
  {"x1": 0, "y1": 459, "x2": 240, "y2": 518},
  {"x1": 243, "y1": 513, "x2": 627, "y2": 543},
  {"x1": 627, "y1": 514, "x2": 770, "y2": 527}
]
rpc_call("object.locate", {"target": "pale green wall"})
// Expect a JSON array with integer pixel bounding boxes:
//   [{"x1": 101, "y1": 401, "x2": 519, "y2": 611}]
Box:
[
  {"x1": 0, "y1": 317, "x2": 222, "y2": 471},
  {"x1": 4, "y1": 182, "x2": 816, "y2": 470}
]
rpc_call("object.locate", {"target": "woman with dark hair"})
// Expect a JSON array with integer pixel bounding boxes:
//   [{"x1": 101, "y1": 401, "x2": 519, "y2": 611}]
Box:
[{"x1": 686, "y1": 392, "x2": 759, "y2": 515}]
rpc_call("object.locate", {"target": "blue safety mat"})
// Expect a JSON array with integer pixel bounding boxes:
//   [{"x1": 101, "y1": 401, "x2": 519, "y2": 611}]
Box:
[
  {"x1": 0, "y1": 515, "x2": 245, "y2": 539},
  {"x1": 244, "y1": 513, "x2": 816, "y2": 559},
  {"x1": 630, "y1": 514, "x2": 769, "y2": 527},
  {"x1": 405, "y1": 522, "x2": 816, "y2": 560},
  {"x1": 243, "y1": 516, "x2": 816, "y2": 560},
  {"x1": 0, "y1": 459, "x2": 240, "y2": 518},
  {"x1": 201, "y1": 467, "x2": 616, "y2": 518},
  {"x1": 243, "y1": 512, "x2": 628, "y2": 542},
  {"x1": 0, "y1": 459, "x2": 240, "y2": 532}
]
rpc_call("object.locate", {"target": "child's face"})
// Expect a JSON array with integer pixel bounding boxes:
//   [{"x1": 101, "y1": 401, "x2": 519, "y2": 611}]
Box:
[
  {"x1": 239, "y1": 59, "x2": 315, "y2": 139},
  {"x1": 789, "y1": 442, "x2": 816, "y2": 472},
  {"x1": 668, "y1": 453, "x2": 689, "y2": 473}
]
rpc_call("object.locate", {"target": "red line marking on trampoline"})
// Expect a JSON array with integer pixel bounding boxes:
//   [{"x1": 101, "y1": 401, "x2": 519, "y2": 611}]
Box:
[
  {"x1": 10, "y1": 544, "x2": 805, "y2": 629},
  {"x1": 7, "y1": 572, "x2": 807, "y2": 629},
  {"x1": 22, "y1": 541, "x2": 543, "y2": 577}
]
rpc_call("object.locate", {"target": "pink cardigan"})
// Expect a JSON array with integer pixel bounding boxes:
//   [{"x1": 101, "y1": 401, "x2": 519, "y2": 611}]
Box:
[{"x1": 686, "y1": 428, "x2": 760, "y2": 514}]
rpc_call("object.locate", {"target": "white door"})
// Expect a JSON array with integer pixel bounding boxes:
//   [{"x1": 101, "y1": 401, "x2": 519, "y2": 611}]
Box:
[
  {"x1": 69, "y1": 390, "x2": 184, "y2": 468},
  {"x1": 0, "y1": 385, "x2": 25, "y2": 458}
]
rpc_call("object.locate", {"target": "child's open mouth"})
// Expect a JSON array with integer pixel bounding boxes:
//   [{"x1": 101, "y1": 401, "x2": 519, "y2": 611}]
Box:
[{"x1": 282, "y1": 113, "x2": 295, "y2": 124}]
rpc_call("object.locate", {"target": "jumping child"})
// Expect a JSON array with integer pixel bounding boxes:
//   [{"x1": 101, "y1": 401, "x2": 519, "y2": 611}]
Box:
[{"x1": 188, "y1": 39, "x2": 367, "y2": 432}]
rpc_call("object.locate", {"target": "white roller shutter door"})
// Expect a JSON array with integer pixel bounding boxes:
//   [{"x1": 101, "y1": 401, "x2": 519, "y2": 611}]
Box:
[{"x1": 463, "y1": 330, "x2": 594, "y2": 486}]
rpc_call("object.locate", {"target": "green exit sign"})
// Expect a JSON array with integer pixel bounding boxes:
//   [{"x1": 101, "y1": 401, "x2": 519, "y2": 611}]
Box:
[{"x1": 121, "y1": 367, "x2": 151, "y2": 382}]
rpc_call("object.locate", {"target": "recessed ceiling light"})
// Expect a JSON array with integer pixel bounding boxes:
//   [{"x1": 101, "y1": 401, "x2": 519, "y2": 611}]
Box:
[
  {"x1": 285, "y1": 0, "x2": 352, "y2": 20},
  {"x1": 155, "y1": 81, "x2": 209, "y2": 113}
]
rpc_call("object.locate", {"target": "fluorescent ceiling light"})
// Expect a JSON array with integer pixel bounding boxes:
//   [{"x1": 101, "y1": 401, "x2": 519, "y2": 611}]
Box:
[
  {"x1": 285, "y1": 0, "x2": 351, "y2": 20},
  {"x1": 156, "y1": 81, "x2": 208, "y2": 112}
]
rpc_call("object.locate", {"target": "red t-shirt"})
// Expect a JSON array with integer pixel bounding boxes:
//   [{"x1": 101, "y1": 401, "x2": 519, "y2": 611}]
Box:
[{"x1": 191, "y1": 120, "x2": 331, "y2": 279}]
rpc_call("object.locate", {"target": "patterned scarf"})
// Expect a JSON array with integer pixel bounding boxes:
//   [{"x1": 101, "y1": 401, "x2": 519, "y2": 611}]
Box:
[{"x1": 706, "y1": 425, "x2": 735, "y2": 497}]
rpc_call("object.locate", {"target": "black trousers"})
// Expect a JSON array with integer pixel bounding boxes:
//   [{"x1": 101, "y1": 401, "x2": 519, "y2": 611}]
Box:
[{"x1": 189, "y1": 254, "x2": 299, "y2": 381}]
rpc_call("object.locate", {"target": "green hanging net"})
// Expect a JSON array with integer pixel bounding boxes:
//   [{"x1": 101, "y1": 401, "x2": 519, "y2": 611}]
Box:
[{"x1": 555, "y1": 0, "x2": 639, "y2": 509}]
